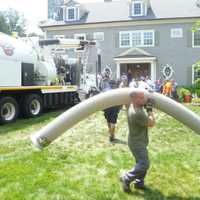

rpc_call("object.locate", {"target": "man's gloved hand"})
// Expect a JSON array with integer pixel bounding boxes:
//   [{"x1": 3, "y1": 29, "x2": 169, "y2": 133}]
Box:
[{"x1": 145, "y1": 98, "x2": 155, "y2": 113}]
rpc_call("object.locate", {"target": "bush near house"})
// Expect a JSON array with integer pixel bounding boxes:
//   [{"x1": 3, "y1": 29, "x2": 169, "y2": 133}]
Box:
[
  {"x1": 177, "y1": 87, "x2": 192, "y2": 102},
  {"x1": 193, "y1": 61, "x2": 200, "y2": 97},
  {"x1": 192, "y1": 98, "x2": 200, "y2": 105},
  {"x1": 194, "y1": 78, "x2": 200, "y2": 97}
]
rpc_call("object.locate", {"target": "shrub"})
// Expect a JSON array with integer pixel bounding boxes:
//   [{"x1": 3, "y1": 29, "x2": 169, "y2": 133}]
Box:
[
  {"x1": 193, "y1": 78, "x2": 200, "y2": 97},
  {"x1": 194, "y1": 78, "x2": 200, "y2": 87},
  {"x1": 179, "y1": 88, "x2": 191, "y2": 97},
  {"x1": 191, "y1": 98, "x2": 200, "y2": 105},
  {"x1": 184, "y1": 85, "x2": 195, "y2": 94},
  {"x1": 195, "y1": 88, "x2": 200, "y2": 97}
]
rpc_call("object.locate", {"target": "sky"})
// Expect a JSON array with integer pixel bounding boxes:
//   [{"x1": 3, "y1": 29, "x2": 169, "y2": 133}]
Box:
[{"x1": 0, "y1": 0, "x2": 102, "y2": 35}]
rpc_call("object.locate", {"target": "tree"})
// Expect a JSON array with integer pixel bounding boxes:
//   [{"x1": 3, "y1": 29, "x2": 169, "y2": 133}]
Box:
[
  {"x1": 4, "y1": 8, "x2": 27, "y2": 37},
  {"x1": 0, "y1": 13, "x2": 11, "y2": 34},
  {"x1": 192, "y1": 21, "x2": 200, "y2": 32}
]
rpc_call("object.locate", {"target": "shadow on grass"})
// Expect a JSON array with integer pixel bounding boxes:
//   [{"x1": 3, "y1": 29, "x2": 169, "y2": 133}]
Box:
[
  {"x1": 131, "y1": 187, "x2": 200, "y2": 200},
  {"x1": 0, "y1": 108, "x2": 65, "y2": 135},
  {"x1": 112, "y1": 138, "x2": 127, "y2": 145}
]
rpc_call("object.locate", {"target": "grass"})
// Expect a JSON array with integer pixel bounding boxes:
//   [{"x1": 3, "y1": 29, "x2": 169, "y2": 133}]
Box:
[{"x1": 0, "y1": 105, "x2": 200, "y2": 200}]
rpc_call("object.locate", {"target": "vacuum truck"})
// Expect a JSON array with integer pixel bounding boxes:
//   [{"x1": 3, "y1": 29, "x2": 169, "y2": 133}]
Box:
[{"x1": 0, "y1": 32, "x2": 94, "y2": 124}]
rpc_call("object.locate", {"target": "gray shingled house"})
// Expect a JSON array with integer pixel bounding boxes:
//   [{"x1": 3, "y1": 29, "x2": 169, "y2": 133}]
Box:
[{"x1": 40, "y1": 0, "x2": 200, "y2": 85}]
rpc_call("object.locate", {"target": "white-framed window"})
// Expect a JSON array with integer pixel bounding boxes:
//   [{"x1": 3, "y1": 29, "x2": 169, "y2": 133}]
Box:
[
  {"x1": 119, "y1": 32, "x2": 131, "y2": 48},
  {"x1": 93, "y1": 32, "x2": 104, "y2": 41},
  {"x1": 193, "y1": 29, "x2": 200, "y2": 47},
  {"x1": 66, "y1": 7, "x2": 76, "y2": 21},
  {"x1": 143, "y1": 31, "x2": 154, "y2": 45},
  {"x1": 171, "y1": 28, "x2": 183, "y2": 38},
  {"x1": 74, "y1": 33, "x2": 86, "y2": 41},
  {"x1": 132, "y1": 32, "x2": 141, "y2": 46},
  {"x1": 132, "y1": 1, "x2": 144, "y2": 16},
  {"x1": 192, "y1": 64, "x2": 200, "y2": 84},
  {"x1": 120, "y1": 30, "x2": 154, "y2": 48}
]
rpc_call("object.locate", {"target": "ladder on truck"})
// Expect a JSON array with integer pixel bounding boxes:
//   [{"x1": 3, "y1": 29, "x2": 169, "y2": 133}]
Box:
[{"x1": 81, "y1": 44, "x2": 90, "y2": 88}]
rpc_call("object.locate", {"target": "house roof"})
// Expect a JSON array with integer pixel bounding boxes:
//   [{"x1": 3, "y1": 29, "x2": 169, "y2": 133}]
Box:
[{"x1": 41, "y1": 0, "x2": 200, "y2": 28}]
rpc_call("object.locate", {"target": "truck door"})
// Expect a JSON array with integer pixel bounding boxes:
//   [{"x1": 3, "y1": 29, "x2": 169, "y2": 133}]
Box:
[{"x1": 21, "y1": 63, "x2": 34, "y2": 86}]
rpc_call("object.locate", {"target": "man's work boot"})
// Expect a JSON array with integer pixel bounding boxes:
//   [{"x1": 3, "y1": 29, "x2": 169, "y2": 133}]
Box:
[
  {"x1": 134, "y1": 179, "x2": 146, "y2": 190},
  {"x1": 109, "y1": 135, "x2": 115, "y2": 142},
  {"x1": 119, "y1": 175, "x2": 131, "y2": 193}
]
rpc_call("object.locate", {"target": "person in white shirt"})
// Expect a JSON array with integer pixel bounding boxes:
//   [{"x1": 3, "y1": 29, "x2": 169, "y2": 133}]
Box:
[
  {"x1": 138, "y1": 76, "x2": 150, "y2": 90},
  {"x1": 119, "y1": 75, "x2": 128, "y2": 88},
  {"x1": 145, "y1": 76, "x2": 155, "y2": 91},
  {"x1": 129, "y1": 78, "x2": 138, "y2": 88}
]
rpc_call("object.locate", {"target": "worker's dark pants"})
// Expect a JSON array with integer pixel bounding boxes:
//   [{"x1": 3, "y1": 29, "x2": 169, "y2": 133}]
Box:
[{"x1": 125, "y1": 146, "x2": 150, "y2": 184}]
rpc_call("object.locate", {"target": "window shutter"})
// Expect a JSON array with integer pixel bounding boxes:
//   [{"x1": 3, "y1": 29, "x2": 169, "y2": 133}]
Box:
[
  {"x1": 76, "y1": 8, "x2": 79, "y2": 20},
  {"x1": 87, "y1": 33, "x2": 93, "y2": 41},
  {"x1": 155, "y1": 31, "x2": 159, "y2": 47},
  {"x1": 115, "y1": 32, "x2": 119, "y2": 48},
  {"x1": 63, "y1": 7, "x2": 66, "y2": 21},
  {"x1": 129, "y1": 3, "x2": 132, "y2": 16},
  {"x1": 143, "y1": 2, "x2": 145, "y2": 15},
  {"x1": 187, "y1": 30, "x2": 192, "y2": 48}
]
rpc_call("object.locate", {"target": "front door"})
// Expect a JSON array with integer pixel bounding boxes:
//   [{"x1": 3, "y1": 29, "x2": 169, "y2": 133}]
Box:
[{"x1": 127, "y1": 63, "x2": 150, "y2": 80}]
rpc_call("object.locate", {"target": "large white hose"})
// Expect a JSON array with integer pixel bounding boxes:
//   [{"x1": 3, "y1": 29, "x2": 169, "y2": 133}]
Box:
[{"x1": 31, "y1": 88, "x2": 200, "y2": 149}]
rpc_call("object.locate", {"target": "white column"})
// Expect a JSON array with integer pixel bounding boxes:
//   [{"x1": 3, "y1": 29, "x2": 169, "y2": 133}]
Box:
[
  {"x1": 192, "y1": 64, "x2": 195, "y2": 84},
  {"x1": 150, "y1": 60, "x2": 156, "y2": 81},
  {"x1": 44, "y1": 31, "x2": 47, "y2": 39},
  {"x1": 116, "y1": 62, "x2": 121, "y2": 79}
]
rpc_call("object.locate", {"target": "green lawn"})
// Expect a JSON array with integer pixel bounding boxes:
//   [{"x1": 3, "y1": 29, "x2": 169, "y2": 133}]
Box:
[{"x1": 0, "y1": 105, "x2": 200, "y2": 200}]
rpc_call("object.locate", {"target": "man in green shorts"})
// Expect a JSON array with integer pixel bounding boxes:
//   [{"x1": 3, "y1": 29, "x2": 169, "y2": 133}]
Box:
[{"x1": 120, "y1": 91, "x2": 155, "y2": 192}]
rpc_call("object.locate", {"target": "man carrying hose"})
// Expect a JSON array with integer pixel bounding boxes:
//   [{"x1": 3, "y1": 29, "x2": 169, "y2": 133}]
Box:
[{"x1": 120, "y1": 91, "x2": 155, "y2": 192}]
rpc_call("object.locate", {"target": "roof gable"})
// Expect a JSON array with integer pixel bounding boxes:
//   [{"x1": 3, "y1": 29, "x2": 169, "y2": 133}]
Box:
[
  {"x1": 115, "y1": 47, "x2": 154, "y2": 58},
  {"x1": 64, "y1": 0, "x2": 79, "y2": 7}
]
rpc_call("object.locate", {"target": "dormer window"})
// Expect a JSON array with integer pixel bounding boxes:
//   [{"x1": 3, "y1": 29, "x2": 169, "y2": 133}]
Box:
[
  {"x1": 132, "y1": 1, "x2": 144, "y2": 16},
  {"x1": 67, "y1": 7, "x2": 76, "y2": 21},
  {"x1": 62, "y1": 0, "x2": 80, "y2": 22}
]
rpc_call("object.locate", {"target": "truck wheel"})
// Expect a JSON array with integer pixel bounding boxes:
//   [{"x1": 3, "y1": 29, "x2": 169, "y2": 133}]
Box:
[
  {"x1": 73, "y1": 92, "x2": 81, "y2": 105},
  {"x1": 22, "y1": 94, "x2": 43, "y2": 118},
  {"x1": 0, "y1": 97, "x2": 19, "y2": 124}
]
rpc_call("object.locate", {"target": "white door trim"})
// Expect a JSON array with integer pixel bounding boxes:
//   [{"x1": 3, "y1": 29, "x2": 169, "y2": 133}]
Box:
[{"x1": 115, "y1": 57, "x2": 157, "y2": 81}]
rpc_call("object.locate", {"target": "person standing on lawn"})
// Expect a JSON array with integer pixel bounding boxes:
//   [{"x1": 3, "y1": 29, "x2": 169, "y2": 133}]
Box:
[
  {"x1": 138, "y1": 76, "x2": 150, "y2": 90},
  {"x1": 127, "y1": 69, "x2": 133, "y2": 85},
  {"x1": 99, "y1": 70, "x2": 120, "y2": 142},
  {"x1": 162, "y1": 79, "x2": 172, "y2": 97},
  {"x1": 120, "y1": 90, "x2": 155, "y2": 192},
  {"x1": 119, "y1": 75, "x2": 128, "y2": 88}
]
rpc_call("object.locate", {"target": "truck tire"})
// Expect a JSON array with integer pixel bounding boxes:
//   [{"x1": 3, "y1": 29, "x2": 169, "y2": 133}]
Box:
[
  {"x1": 73, "y1": 92, "x2": 81, "y2": 105},
  {"x1": 22, "y1": 94, "x2": 43, "y2": 118},
  {"x1": 0, "y1": 97, "x2": 19, "y2": 124}
]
